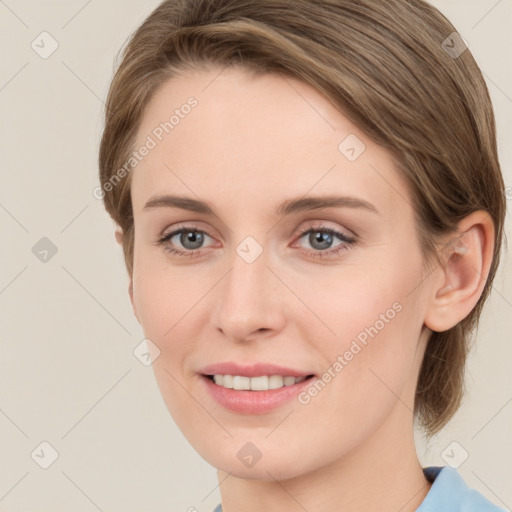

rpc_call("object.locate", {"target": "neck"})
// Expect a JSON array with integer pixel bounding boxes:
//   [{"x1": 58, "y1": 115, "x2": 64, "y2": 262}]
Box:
[{"x1": 216, "y1": 404, "x2": 431, "y2": 512}]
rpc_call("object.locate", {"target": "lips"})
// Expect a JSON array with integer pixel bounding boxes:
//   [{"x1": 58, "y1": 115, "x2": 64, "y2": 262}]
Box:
[
  {"x1": 199, "y1": 362, "x2": 316, "y2": 414},
  {"x1": 200, "y1": 362, "x2": 313, "y2": 378}
]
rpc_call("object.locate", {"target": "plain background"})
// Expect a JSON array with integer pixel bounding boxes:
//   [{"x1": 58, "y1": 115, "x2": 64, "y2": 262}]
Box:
[{"x1": 0, "y1": 1, "x2": 511, "y2": 510}]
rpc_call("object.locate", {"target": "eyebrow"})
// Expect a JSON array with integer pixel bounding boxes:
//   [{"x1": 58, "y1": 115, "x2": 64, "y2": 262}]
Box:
[{"x1": 143, "y1": 194, "x2": 378, "y2": 216}]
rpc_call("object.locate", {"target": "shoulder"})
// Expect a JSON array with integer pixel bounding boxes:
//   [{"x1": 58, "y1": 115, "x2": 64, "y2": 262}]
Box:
[{"x1": 417, "y1": 466, "x2": 506, "y2": 512}]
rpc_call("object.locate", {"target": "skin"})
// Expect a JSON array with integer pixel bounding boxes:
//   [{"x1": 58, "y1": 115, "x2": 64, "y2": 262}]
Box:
[{"x1": 122, "y1": 65, "x2": 494, "y2": 512}]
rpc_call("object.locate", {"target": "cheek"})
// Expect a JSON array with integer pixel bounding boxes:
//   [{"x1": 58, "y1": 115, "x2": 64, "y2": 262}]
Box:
[
  {"x1": 293, "y1": 245, "x2": 424, "y2": 356},
  {"x1": 132, "y1": 245, "x2": 209, "y2": 339},
  {"x1": 131, "y1": 265, "x2": 203, "y2": 436},
  {"x1": 131, "y1": 251, "x2": 214, "y2": 406},
  {"x1": 290, "y1": 248, "x2": 425, "y2": 418}
]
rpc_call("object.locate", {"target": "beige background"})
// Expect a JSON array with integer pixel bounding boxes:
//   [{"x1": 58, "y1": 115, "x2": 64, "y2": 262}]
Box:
[{"x1": 0, "y1": 1, "x2": 511, "y2": 510}]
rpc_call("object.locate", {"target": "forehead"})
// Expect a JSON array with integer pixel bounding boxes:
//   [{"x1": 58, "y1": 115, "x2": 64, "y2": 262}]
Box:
[{"x1": 130, "y1": 66, "x2": 412, "y2": 221}]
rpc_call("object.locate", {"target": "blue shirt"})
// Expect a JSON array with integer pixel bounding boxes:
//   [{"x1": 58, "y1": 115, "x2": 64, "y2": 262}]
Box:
[{"x1": 212, "y1": 466, "x2": 506, "y2": 511}]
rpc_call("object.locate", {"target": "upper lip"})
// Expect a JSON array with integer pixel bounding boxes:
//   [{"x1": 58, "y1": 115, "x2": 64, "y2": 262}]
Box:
[{"x1": 200, "y1": 362, "x2": 314, "y2": 378}]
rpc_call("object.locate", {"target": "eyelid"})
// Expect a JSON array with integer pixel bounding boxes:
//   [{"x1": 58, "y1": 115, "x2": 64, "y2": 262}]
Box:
[
  {"x1": 158, "y1": 221, "x2": 214, "y2": 241},
  {"x1": 294, "y1": 221, "x2": 357, "y2": 242}
]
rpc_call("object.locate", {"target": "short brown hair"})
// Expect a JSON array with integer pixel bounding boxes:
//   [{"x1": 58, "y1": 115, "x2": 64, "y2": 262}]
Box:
[{"x1": 98, "y1": 0, "x2": 506, "y2": 436}]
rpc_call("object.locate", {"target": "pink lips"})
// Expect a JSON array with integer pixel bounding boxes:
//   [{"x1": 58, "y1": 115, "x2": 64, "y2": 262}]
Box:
[
  {"x1": 200, "y1": 362, "x2": 312, "y2": 378},
  {"x1": 199, "y1": 361, "x2": 315, "y2": 414}
]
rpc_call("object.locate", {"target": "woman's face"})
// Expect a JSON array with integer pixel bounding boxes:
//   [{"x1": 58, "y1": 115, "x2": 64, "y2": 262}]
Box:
[{"x1": 129, "y1": 65, "x2": 433, "y2": 479}]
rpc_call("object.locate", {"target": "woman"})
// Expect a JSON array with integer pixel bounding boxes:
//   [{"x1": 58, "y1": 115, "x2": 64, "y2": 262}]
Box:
[{"x1": 98, "y1": 0, "x2": 507, "y2": 510}]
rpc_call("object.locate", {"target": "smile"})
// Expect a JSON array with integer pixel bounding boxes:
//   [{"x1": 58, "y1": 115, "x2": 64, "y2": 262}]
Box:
[{"x1": 208, "y1": 374, "x2": 309, "y2": 391}]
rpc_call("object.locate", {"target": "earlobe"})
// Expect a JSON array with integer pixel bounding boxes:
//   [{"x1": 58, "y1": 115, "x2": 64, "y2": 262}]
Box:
[
  {"x1": 115, "y1": 227, "x2": 123, "y2": 245},
  {"x1": 424, "y1": 211, "x2": 495, "y2": 333}
]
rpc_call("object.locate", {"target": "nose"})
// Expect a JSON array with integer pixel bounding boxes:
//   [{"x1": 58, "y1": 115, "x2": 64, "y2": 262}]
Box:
[{"x1": 211, "y1": 241, "x2": 286, "y2": 343}]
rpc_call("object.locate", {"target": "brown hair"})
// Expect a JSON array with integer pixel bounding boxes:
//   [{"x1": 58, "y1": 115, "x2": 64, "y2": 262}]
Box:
[{"x1": 98, "y1": 0, "x2": 506, "y2": 436}]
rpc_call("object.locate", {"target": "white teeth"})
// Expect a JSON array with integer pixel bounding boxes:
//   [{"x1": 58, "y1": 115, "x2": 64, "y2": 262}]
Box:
[
  {"x1": 211, "y1": 374, "x2": 308, "y2": 391},
  {"x1": 250, "y1": 376, "x2": 268, "y2": 391},
  {"x1": 283, "y1": 376, "x2": 296, "y2": 386},
  {"x1": 222, "y1": 374, "x2": 234, "y2": 388},
  {"x1": 232, "y1": 376, "x2": 251, "y2": 390},
  {"x1": 269, "y1": 375, "x2": 284, "y2": 389}
]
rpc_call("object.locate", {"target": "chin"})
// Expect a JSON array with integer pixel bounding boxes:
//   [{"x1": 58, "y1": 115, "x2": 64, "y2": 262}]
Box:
[
  {"x1": 194, "y1": 433, "x2": 333, "y2": 481},
  {"x1": 208, "y1": 452, "x2": 311, "y2": 481}
]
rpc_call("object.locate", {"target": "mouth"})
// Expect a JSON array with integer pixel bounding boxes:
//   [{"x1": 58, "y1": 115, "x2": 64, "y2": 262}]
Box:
[
  {"x1": 198, "y1": 363, "x2": 317, "y2": 414},
  {"x1": 203, "y1": 374, "x2": 315, "y2": 391}
]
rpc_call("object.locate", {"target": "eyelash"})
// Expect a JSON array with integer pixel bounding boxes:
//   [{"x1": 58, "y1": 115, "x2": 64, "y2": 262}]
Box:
[{"x1": 156, "y1": 223, "x2": 356, "y2": 259}]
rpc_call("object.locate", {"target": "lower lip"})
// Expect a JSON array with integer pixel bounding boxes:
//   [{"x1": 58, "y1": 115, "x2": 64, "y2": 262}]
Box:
[{"x1": 201, "y1": 375, "x2": 314, "y2": 414}]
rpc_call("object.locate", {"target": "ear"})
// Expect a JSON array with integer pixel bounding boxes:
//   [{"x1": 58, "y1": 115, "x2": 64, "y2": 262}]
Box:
[
  {"x1": 424, "y1": 210, "x2": 495, "y2": 333},
  {"x1": 115, "y1": 226, "x2": 140, "y2": 324},
  {"x1": 115, "y1": 226, "x2": 123, "y2": 245}
]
